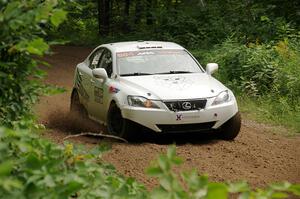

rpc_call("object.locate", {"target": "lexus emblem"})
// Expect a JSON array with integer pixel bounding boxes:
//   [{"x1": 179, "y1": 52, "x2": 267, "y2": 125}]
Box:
[{"x1": 182, "y1": 102, "x2": 192, "y2": 110}]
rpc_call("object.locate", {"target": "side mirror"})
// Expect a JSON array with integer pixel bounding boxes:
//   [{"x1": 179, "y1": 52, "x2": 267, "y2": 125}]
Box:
[
  {"x1": 206, "y1": 63, "x2": 218, "y2": 75},
  {"x1": 92, "y1": 68, "x2": 108, "y2": 80}
]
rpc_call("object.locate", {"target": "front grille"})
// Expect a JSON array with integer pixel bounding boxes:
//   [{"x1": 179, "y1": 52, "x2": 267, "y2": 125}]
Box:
[
  {"x1": 164, "y1": 99, "x2": 207, "y2": 112},
  {"x1": 157, "y1": 122, "x2": 215, "y2": 133}
]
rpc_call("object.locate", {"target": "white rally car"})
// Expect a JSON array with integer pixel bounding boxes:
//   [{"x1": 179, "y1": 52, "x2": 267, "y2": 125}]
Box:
[{"x1": 71, "y1": 41, "x2": 241, "y2": 140}]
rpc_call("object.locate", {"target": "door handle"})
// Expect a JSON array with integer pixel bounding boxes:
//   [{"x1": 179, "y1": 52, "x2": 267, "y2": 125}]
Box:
[{"x1": 90, "y1": 79, "x2": 95, "y2": 83}]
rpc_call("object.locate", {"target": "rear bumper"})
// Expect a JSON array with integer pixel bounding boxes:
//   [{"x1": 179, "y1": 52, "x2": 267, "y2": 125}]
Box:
[{"x1": 121, "y1": 100, "x2": 238, "y2": 133}]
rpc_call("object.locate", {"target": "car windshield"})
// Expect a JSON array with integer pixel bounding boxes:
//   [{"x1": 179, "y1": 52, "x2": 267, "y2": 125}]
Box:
[{"x1": 117, "y1": 50, "x2": 203, "y2": 76}]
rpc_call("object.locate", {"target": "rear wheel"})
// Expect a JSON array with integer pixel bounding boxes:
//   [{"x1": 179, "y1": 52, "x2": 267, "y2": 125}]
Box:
[
  {"x1": 107, "y1": 103, "x2": 136, "y2": 140},
  {"x1": 70, "y1": 90, "x2": 88, "y2": 119},
  {"x1": 219, "y1": 112, "x2": 241, "y2": 140}
]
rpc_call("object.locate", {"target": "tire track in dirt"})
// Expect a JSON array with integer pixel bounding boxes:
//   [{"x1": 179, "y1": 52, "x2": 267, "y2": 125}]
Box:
[{"x1": 35, "y1": 45, "x2": 300, "y2": 189}]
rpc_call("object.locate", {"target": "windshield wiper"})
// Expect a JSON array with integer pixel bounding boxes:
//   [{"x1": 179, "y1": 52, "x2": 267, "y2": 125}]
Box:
[
  {"x1": 155, "y1": 70, "x2": 193, "y2": 74},
  {"x1": 120, "y1": 72, "x2": 153, "y2": 76}
]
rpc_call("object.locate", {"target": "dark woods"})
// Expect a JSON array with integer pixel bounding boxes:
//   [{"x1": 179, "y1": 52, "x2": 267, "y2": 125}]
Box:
[{"x1": 85, "y1": 0, "x2": 300, "y2": 46}]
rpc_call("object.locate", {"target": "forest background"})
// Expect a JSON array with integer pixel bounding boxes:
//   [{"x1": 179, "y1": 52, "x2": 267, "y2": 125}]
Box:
[{"x1": 0, "y1": 0, "x2": 300, "y2": 198}]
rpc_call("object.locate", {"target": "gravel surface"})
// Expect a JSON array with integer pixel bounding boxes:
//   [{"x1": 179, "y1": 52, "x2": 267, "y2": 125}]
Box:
[{"x1": 35, "y1": 45, "x2": 300, "y2": 189}]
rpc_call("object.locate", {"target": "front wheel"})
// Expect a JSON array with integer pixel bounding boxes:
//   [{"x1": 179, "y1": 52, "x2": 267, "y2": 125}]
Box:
[
  {"x1": 219, "y1": 112, "x2": 241, "y2": 140},
  {"x1": 107, "y1": 103, "x2": 136, "y2": 140}
]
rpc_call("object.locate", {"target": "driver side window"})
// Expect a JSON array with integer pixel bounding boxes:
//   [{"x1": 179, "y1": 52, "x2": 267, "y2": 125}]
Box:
[
  {"x1": 89, "y1": 48, "x2": 104, "y2": 69},
  {"x1": 97, "y1": 49, "x2": 113, "y2": 78}
]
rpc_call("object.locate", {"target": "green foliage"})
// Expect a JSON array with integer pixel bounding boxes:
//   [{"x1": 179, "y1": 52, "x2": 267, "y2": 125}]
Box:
[
  {"x1": 47, "y1": 0, "x2": 99, "y2": 45},
  {"x1": 194, "y1": 35, "x2": 300, "y2": 132},
  {"x1": 273, "y1": 39, "x2": 300, "y2": 105},
  {"x1": 0, "y1": 127, "x2": 147, "y2": 198},
  {"x1": 0, "y1": 0, "x2": 67, "y2": 128},
  {"x1": 202, "y1": 39, "x2": 276, "y2": 96},
  {"x1": 49, "y1": 0, "x2": 300, "y2": 47},
  {"x1": 238, "y1": 95, "x2": 300, "y2": 133},
  {"x1": 208, "y1": 37, "x2": 300, "y2": 100},
  {"x1": 1, "y1": 128, "x2": 299, "y2": 199}
]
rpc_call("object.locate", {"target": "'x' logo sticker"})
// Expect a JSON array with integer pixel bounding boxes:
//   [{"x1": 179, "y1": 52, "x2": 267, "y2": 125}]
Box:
[{"x1": 176, "y1": 114, "x2": 182, "y2": 121}]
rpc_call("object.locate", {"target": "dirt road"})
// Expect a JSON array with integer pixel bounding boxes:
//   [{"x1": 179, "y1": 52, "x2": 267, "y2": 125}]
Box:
[{"x1": 35, "y1": 46, "x2": 300, "y2": 189}]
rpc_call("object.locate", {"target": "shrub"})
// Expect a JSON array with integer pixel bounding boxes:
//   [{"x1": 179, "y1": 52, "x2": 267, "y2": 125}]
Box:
[
  {"x1": 200, "y1": 38, "x2": 300, "y2": 103},
  {"x1": 191, "y1": 36, "x2": 300, "y2": 132},
  {"x1": 273, "y1": 39, "x2": 300, "y2": 106},
  {"x1": 0, "y1": 0, "x2": 67, "y2": 128},
  {"x1": 0, "y1": 127, "x2": 147, "y2": 198},
  {"x1": 1, "y1": 127, "x2": 299, "y2": 198}
]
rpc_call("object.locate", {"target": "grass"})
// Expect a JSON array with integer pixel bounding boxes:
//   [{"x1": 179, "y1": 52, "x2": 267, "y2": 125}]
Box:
[{"x1": 237, "y1": 95, "x2": 300, "y2": 134}]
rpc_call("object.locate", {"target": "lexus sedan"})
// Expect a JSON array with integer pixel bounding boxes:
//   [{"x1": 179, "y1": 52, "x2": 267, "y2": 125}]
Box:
[{"x1": 70, "y1": 41, "x2": 241, "y2": 140}]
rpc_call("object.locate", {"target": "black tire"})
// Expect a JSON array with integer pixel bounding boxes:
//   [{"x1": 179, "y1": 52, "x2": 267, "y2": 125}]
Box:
[
  {"x1": 70, "y1": 90, "x2": 88, "y2": 119},
  {"x1": 219, "y1": 112, "x2": 241, "y2": 140},
  {"x1": 107, "y1": 103, "x2": 136, "y2": 140}
]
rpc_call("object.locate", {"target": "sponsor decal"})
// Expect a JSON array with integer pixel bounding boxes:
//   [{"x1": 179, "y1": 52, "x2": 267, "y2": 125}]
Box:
[
  {"x1": 176, "y1": 114, "x2": 183, "y2": 121},
  {"x1": 75, "y1": 70, "x2": 89, "y2": 100},
  {"x1": 117, "y1": 50, "x2": 184, "y2": 58},
  {"x1": 116, "y1": 52, "x2": 136, "y2": 58},
  {"x1": 109, "y1": 86, "x2": 120, "y2": 93},
  {"x1": 137, "y1": 51, "x2": 155, "y2": 56},
  {"x1": 94, "y1": 86, "x2": 103, "y2": 104},
  {"x1": 153, "y1": 75, "x2": 194, "y2": 91},
  {"x1": 184, "y1": 115, "x2": 200, "y2": 119}
]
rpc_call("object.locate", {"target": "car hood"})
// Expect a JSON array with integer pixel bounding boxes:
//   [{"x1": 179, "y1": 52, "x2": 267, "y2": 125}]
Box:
[{"x1": 119, "y1": 73, "x2": 227, "y2": 100}]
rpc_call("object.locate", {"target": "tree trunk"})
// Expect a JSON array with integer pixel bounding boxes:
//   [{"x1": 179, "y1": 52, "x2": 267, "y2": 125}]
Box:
[
  {"x1": 122, "y1": 0, "x2": 130, "y2": 32},
  {"x1": 98, "y1": 0, "x2": 110, "y2": 36},
  {"x1": 134, "y1": 0, "x2": 142, "y2": 25},
  {"x1": 146, "y1": 0, "x2": 153, "y2": 25},
  {"x1": 124, "y1": 0, "x2": 130, "y2": 16}
]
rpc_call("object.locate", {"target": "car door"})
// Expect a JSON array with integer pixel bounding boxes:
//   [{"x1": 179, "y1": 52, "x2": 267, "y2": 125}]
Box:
[
  {"x1": 78, "y1": 48, "x2": 104, "y2": 116},
  {"x1": 89, "y1": 48, "x2": 113, "y2": 122}
]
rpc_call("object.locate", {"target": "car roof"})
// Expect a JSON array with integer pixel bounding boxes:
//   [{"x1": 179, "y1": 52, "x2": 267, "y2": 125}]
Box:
[{"x1": 100, "y1": 41, "x2": 184, "y2": 53}]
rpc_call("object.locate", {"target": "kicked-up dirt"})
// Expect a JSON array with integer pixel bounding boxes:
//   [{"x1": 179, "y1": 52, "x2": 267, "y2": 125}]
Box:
[{"x1": 35, "y1": 45, "x2": 300, "y2": 190}]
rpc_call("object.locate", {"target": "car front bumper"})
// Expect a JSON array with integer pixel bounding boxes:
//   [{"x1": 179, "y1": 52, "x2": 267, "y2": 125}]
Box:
[{"x1": 121, "y1": 100, "x2": 238, "y2": 133}]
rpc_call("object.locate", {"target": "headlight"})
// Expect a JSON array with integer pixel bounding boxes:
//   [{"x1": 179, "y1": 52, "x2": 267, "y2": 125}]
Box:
[
  {"x1": 127, "y1": 96, "x2": 160, "y2": 109},
  {"x1": 212, "y1": 90, "x2": 231, "y2": 106}
]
